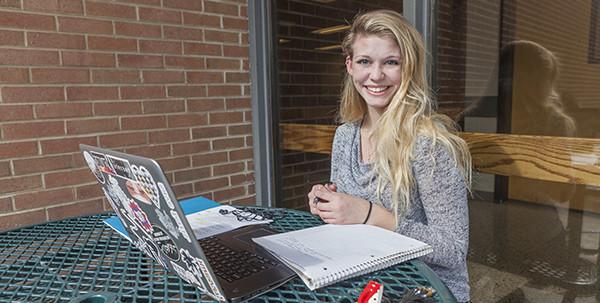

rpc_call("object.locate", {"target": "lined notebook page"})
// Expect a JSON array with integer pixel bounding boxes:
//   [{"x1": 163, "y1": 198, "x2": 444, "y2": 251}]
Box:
[{"x1": 253, "y1": 224, "x2": 432, "y2": 289}]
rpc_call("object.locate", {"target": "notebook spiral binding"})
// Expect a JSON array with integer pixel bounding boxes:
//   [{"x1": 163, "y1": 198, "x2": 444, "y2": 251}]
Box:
[{"x1": 314, "y1": 247, "x2": 432, "y2": 288}]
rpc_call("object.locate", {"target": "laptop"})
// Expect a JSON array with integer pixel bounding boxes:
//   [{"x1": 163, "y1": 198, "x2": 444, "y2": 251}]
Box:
[{"x1": 80, "y1": 144, "x2": 294, "y2": 303}]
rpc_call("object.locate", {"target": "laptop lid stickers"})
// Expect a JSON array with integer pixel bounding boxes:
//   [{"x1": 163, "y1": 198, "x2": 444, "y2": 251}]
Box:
[{"x1": 82, "y1": 146, "x2": 226, "y2": 302}]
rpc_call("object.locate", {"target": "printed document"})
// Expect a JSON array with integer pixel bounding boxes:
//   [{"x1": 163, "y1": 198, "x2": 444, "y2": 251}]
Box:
[{"x1": 186, "y1": 205, "x2": 272, "y2": 240}]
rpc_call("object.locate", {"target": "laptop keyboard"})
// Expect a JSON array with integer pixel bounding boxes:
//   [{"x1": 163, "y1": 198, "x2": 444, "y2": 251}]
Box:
[{"x1": 199, "y1": 236, "x2": 278, "y2": 283}]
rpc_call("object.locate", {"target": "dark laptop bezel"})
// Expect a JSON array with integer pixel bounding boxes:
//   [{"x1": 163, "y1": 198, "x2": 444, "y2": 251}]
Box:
[{"x1": 80, "y1": 144, "x2": 294, "y2": 303}]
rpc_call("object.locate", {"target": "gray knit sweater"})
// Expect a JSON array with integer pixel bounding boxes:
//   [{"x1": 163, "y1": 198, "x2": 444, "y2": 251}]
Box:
[{"x1": 330, "y1": 122, "x2": 470, "y2": 302}]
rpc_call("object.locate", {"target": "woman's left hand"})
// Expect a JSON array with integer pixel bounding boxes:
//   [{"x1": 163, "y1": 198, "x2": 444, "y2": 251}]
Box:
[{"x1": 313, "y1": 188, "x2": 371, "y2": 224}]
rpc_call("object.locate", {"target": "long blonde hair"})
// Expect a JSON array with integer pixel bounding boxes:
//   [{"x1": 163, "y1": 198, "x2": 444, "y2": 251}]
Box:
[{"x1": 339, "y1": 10, "x2": 472, "y2": 219}]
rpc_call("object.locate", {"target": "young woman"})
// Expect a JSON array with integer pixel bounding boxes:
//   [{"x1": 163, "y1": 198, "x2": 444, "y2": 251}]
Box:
[{"x1": 307, "y1": 10, "x2": 472, "y2": 302}]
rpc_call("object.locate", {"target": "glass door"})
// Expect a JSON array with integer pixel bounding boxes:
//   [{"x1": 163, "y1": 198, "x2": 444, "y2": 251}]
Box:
[
  {"x1": 437, "y1": 1, "x2": 600, "y2": 301},
  {"x1": 270, "y1": 0, "x2": 600, "y2": 301}
]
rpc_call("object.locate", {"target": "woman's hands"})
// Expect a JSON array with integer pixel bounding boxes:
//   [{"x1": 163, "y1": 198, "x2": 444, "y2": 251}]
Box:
[
  {"x1": 307, "y1": 182, "x2": 336, "y2": 216},
  {"x1": 307, "y1": 183, "x2": 371, "y2": 224}
]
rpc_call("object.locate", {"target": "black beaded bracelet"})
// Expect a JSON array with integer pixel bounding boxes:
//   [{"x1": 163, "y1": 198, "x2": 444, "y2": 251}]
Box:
[{"x1": 363, "y1": 201, "x2": 373, "y2": 224}]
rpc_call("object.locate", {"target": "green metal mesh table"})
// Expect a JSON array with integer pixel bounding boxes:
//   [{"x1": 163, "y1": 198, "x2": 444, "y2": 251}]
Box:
[{"x1": 0, "y1": 208, "x2": 457, "y2": 302}]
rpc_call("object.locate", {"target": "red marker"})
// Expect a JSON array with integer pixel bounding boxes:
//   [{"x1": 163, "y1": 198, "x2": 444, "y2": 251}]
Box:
[{"x1": 357, "y1": 280, "x2": 383, "y2": 303}]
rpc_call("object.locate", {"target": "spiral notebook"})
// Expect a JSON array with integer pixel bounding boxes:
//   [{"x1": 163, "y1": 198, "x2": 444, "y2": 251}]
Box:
[{"x1": 253, "y1": 224, "x2": 432, "y2": 290}]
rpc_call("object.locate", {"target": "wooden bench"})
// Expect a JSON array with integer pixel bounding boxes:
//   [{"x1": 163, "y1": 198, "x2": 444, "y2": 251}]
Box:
[{"x1": 280, "y1": 123, "x2": 600, "y2": 186}]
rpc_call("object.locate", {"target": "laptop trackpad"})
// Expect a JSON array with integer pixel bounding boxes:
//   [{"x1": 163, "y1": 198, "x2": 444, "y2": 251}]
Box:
[{"x1": 233, "y1": 228, "x2": 275, "y2": 246}]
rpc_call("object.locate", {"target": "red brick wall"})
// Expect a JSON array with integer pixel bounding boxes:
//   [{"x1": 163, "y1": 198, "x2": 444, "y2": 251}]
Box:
[{"x1": 0, "y1": 0, "x2": 253, "y2": 231}]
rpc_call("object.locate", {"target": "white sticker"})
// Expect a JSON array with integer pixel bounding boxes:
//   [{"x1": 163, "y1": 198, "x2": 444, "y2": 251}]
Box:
[
  {"x1": 170, "y1": 210, "x2": 191, "y2": 243},
  {"x1": 102, "y1": 187, "x2": 121, "y2": 209},
  {"x1": 171, "y1": 261, "x2": 207, "y2": 291},
  {"x1": 83, "y1": 151, "x2": 105, "y2": 184},
  {"x1": 158, "y1": 182, "x2": 175, "y2": 209},
  {"x1": 198, "y1": 258, "x2": 225, "y2": 301},
  {"x1": 152, "y1": 225, "x2": 180, "y2": 261},
  {"x1": 155, "y1": 209, "x2": 180, "y2": 240},
  {"x1": 180, "y1": 249, "x2": 225, "y2": 301},
  {"x1": 134, "y1": 238, "x2": 168, "y2": 269},
  {"x1": 106, "y1": 154, "x2": 136, "y2": 180},
  {"x1": 107, "y1": 175, "x2": 129, "y2": 206}
]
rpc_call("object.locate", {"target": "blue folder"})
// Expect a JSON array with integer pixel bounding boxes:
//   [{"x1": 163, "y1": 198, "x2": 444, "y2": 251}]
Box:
[{"x1": 104, "y1": 196, "x2": 219, "y2": 241}]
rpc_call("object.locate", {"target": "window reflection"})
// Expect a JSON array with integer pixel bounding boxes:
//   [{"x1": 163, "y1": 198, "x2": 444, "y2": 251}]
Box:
[
  {"x1": 437, "y1": 1, "x2": 600, "y2": 302},
  {"x1": 506, "y1": 40, "x2": 576, "y2": 137},
  {"x1": 274, "y1": 0, "x2": 600, "y2": 301}
]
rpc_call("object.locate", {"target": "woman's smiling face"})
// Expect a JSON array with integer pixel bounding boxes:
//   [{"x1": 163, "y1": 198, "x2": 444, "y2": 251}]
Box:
[{"x1": 345, "y1": 34, "x2": 403, "y2": 113}]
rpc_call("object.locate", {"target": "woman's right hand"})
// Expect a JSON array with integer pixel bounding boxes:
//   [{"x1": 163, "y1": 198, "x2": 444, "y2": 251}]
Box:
[{"x1": 307, "y1": 182, "x2": 337, "y2": 215}]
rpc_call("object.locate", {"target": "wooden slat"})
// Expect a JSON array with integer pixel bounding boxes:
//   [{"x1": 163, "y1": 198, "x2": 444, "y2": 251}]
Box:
[
  {"x1": 463, "y1": 133, "x2": 600, "y2": 186},
  {"x1": 281, "y1": 123, "x2": 336, "y2": 154},
  {"x1": 280, "y1": 123, "x2": 600, "y2": 186}
]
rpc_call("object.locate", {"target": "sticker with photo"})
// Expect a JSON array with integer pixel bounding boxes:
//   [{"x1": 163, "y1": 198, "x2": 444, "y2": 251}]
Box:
[
  {"x1": 152, "y1": 225, "x2": 180, "y2": 261},
  {"x1": 170, "y1": 210, "x2": 191, "y2": 243},
  {"x1": 125, "y1": 180, "x2": 152, "y2": 205},
  {"x1": 155, "y1": 209, "x2": 180, "y2": 240},
  {"x1": 128, "y1": 199, "x2": 153, "y2": 234},
  {"x1": 131, "y1": 165, "x2": 160, "y2": 209},
  {"x1": 83, "y1": 151, "x2": 105, "y2": 184},
  {"x1": 171, "y1": 261, "x2": 207, "y2": 292},
  {"x1": 106, "y1": 154, "x2": 136, "y2": 180},
  {"x1": 158, "y1": 182, "x2": 175, "y2": 209}
]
